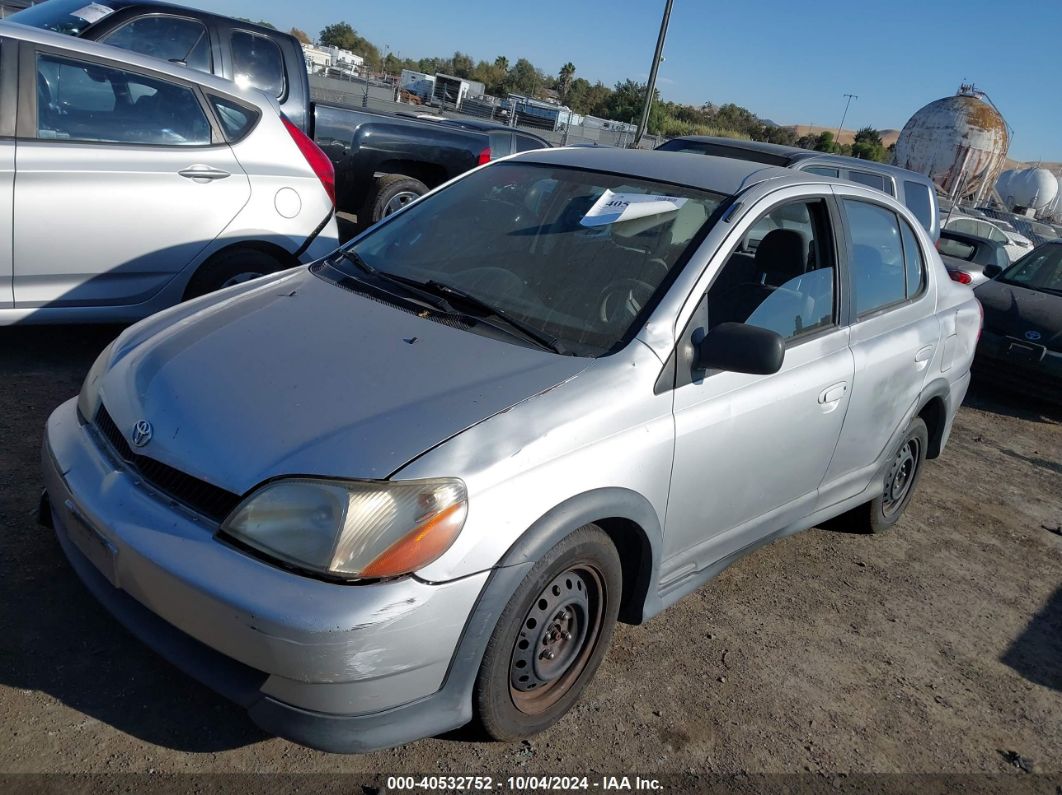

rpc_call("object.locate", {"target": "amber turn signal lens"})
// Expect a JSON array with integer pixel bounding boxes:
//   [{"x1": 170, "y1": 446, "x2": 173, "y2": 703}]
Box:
[{"x1": 359, "y1": 501, "x2": 467, "y2": 579}]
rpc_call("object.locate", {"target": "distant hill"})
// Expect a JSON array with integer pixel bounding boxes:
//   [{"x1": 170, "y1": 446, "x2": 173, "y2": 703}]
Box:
[{"x1": 787, "y1": 125, "x2": 900, "y2": 148}]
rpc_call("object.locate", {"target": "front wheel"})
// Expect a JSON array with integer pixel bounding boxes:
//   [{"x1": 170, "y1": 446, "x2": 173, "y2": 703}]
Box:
[
  {"x1": 859, "y1": 416, "x2": 929, "y2": 534},
  {"x1": 475, "y1": 525, "x2": 621, "y2": 741}
]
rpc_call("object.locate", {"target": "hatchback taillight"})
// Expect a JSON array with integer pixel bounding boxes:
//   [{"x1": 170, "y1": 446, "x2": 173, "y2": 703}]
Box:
[
  {"x1": 281, "y1": 116, "x2": 335, "y2": 207},
  {"x1": 948, "y1": 270, "x2": 972, "y2": 285}
]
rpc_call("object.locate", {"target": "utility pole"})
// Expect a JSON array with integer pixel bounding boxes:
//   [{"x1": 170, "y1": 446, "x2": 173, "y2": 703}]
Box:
[
  {"x1": 835, "y1": 93, "x2": 857, "y2": 143},
  {"x1": 633, "y1": 0, "x2": 674, "y2": 148}
]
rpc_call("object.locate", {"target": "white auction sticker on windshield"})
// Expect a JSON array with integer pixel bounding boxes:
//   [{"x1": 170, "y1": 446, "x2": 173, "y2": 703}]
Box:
[
  {"x1": 580, "y1": 189, "x2": 687, "y2": 228},
  {"x1": 72, "y1": 3, "x2": 115, "y2": 24}
]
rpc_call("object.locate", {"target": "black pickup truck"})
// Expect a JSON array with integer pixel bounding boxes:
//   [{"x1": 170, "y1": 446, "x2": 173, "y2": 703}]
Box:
[{"x1": 10, "y1": 0, "x2": 550, "y2": 227}]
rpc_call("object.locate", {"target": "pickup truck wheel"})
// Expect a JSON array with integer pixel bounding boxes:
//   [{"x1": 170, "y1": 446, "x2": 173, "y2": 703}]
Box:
[
  {"x1": 860, "y1": 417, "x2": 929, "y2": 534},
  {"x1": 475, "y1": 525, "x2": 621, "y2": 741},
  {"x1": 183, "y1": 249, "x2": 287, "y2": 300},
  {"x1": 365, "y1": 174, "x2": 428, "y2": 224}
]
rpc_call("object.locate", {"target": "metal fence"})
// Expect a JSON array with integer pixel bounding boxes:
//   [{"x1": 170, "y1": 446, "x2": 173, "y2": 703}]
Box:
[{"x1": 308, "y1": 73, "x2": 664, "y2": 149}]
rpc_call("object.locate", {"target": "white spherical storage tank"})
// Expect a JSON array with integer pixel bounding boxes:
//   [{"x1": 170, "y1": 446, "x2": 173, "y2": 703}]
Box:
[
  {"x1": 894, "y1": 85, "x2": 1009, "y2": 200},
  {"x1": 996, "y1": 168, "x2": 1059, "y2": 210}
]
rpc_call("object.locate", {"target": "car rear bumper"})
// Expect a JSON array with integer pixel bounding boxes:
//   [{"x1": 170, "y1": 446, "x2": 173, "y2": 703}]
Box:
[
  {"x1": 41, "y1": 397, "x2": 490, "y2": 751},
  {"x1": 973, "y1": 331, "x2": 1062, "y2": 400}
]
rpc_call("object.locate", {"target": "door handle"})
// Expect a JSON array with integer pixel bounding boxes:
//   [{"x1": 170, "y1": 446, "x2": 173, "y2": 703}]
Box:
[
  {"x1": 818, "y1": 381, "x2": 848, "y2": 404},
  {"x1": 178, "y1": 166, "x2": 230, "y2": 181}
]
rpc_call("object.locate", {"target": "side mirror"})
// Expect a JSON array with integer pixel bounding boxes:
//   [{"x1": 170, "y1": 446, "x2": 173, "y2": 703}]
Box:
[
  {"x1": 983, "y1": 264, "x2": 1003, "y2": 280},
  {"x1": 695, "y1": 322, "x2": 785, "y2": 375}
]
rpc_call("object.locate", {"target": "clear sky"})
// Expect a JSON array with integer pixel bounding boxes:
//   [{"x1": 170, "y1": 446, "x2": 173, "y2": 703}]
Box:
[{"x1": 209, "y1": 0, "x2": 1060, "y2": 162}]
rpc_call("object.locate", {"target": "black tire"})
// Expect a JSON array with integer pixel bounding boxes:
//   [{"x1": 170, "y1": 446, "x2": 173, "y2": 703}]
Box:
[
  {"x1": 475, "y1": 525, "x2": 621, "y2": 741},
  {"x1": 183, "y1": 248, "x2": 287, "y2": 300},
  {"x1": 363, "y1": 174, "x2": 428, "y2": 226},
  {"x1": 858, "y1": 416, "x2": 929, "y2": 534}
]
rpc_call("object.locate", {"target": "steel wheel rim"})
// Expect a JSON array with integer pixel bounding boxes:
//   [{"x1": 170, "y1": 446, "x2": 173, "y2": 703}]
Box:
[
  {"x1": 384, "y1": 191, "x2": 420, "y2": 216},
  {"x1": 883, "y1": 437, "x2": 920, "y2": 516},
  {"x1": 508, "y1": 564, "x2": 605, "y2": 715},
  {"x1": 219, "y1": 271, "x2": 264, "y2": 288}
]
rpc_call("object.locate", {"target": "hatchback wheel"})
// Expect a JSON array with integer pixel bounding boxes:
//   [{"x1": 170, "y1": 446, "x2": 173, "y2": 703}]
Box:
[
  {"x1": 860, "y1": 416, "x2": 929, "y2": 534},
  {"x1": 475, "y1": 525, "x2": 621, "y2": 741},
  {"x1": 184, "y1": 248, "x2": 287, "y2": 300}
]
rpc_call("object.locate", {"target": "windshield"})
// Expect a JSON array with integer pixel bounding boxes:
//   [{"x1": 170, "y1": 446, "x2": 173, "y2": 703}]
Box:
[
  {"x1": 336, "y1": 161, "x2": 725, "y2": 356},
  {"x1": 1000, "y1": 245, "x2": 1062, "y2": 294},
  {"x1": 9, "y1": 0, "x2": 117, "y2": 35}
]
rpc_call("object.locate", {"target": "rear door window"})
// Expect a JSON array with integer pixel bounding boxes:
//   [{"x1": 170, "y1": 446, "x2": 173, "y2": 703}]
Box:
[
  {"x1": 514, "y1": 133, "x2": 545, "y2": 152},
  {"x1": 843, "y1": 199, "x2": 907, "y2": 317},
  {"x1": 231, "y1": 31, "x2": 285, "y2": 99},
  {"x1": 804, "y1": 166, "x2": 839, "y2": 178},
  {"x1": 35, "y1": 53, "x2": 212, "y2": 146},
  {"x1": 101, "y1": 15, "x2": 212, "y2": 73}
]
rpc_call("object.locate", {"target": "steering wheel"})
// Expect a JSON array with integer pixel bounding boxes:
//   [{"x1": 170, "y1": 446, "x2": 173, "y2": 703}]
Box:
[{"x1": 598, "y1": 278, "x2": 655, "y2": 326}]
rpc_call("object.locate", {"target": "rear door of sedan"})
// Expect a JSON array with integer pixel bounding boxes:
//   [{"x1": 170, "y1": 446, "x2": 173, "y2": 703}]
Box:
[
  {"x1": 820, "y1": 187, "x2": 940, "y2": 499},
  {"x1": 12, "y1": 38, "x2": 250, "y2": 308}
]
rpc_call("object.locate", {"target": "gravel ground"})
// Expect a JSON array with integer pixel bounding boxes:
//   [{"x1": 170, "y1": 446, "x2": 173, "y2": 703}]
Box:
[{"x1": 0, "y1": 325, "x2": 1059, "y2": 791}]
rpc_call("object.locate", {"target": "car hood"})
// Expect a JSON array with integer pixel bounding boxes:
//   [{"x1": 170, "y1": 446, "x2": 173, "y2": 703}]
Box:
[
  {"x1": 974, "y1": 278, "x2": 1062, "y2": 350},
  {"x1": 98, "y1": 268, "x2": 589, "y2": 495}
]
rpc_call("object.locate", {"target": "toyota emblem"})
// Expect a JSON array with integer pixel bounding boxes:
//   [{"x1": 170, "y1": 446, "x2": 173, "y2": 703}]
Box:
[
  {"x1": 131, "y1": 420, "x2": 153, "y2": 448},
  {"x1": 1024, "y1": 330, "x2": 1042, "y2": 341}
]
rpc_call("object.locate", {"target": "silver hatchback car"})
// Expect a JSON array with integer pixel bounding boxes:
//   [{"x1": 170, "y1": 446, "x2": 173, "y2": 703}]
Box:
[
  {"x1": 41, "y1": 148, "x2": 981, "y2": 752},
  {"x1": 0, "y1": 23, "x2": 338, "y2": 324}
]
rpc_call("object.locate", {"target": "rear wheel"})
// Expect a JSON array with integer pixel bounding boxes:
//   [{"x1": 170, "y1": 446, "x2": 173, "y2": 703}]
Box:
[
  {"x1": 858, "y1": 416, "x2": 929, "y2": 534},
  {"x1": 475, "y1": 525, "x2": 621, "y2": 741},
  {"x1": 363, "y1": 174, "x2": 428, "y2": 226},
  {"x1": 183, "y1": 248, "x2": 288, "y2": 300}
]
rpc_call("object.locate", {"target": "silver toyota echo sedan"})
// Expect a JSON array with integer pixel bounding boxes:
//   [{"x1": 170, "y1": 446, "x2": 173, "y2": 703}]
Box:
[{"x1": 41, "y1": 147, "x2": 981, "y2": 752}]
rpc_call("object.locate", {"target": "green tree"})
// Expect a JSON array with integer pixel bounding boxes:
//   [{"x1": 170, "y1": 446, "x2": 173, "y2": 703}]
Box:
[
  {"x1": 289, "y1": 27, "x2": 311, "y2": 45},
  {"x1": 603, "y1": 79, "x2": 665, "y2": 132},
  {"x1": 557, "y1": 62, "x2": 576, "y2": 103},
  {"x1": 507, "y1": 58, "x2": 542, "y2": 96},
  {"x1": 494, "y1": 55, "x2": 509, "y2": 71},
  {"x1": 813, "y1": 131, "x2": 840, "y2": 153},
  {"x1": 451, "y1": 51, "x2": 474, "y2": 79},
  {"x1": 319, "y1": 22, "x2": 381, "y2": 68},
  {"x1": 850, "y1": 126, "x2": 888, "y2": 162}
]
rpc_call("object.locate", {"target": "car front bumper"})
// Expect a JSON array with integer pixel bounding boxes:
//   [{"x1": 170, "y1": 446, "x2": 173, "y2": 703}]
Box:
[
  {"x1": 973, "y1": 330, "x2": 1062, "y2": 399},
  {"x1": 42, "y1": 397, "x2": 490, "y2": 751}
]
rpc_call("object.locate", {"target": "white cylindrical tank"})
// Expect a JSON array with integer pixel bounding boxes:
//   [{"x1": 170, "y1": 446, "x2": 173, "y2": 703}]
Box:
[
  {"x1": 893, "y1": 85, "x2": 1009, "y2": 200},
  {"x1": 997, "y1": 168, "x2": 1059, "y2": 210}
]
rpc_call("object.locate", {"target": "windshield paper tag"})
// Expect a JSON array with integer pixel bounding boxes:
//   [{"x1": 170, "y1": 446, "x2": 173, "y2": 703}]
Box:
[
  {"x1": 580, "y1": 189, "x2": 687, "y2": 228},
  {"x1": 72, "y1": 3, "x2": 115, "y2": 23}
]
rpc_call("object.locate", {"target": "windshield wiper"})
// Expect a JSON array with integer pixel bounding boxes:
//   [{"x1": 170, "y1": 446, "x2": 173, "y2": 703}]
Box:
[
  {"x1": 398, "y1": 278, "x2": 566, "y2": 354},
  {"x1": 333, "y1": 250, "x2": 452, "y2": 312},
  {"x1": 332, "y1": 254, "x2": 566, "y2": 354}
]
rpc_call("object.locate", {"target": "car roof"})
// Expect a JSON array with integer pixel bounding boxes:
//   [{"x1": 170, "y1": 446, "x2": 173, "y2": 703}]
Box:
[
  {"x1": 939, "y1": 228, "x2": 1000, "y2": 247},
  {"x1": 79, "y1": 0, "x2": 285, "y2": 38},
  {"x1": 665, "y1": 135, "x2": 934, "y2": 183},
  {"x1": 512, "y1": 147, "x2": 830, "y2": 196},
  {"x1": 0, "y1": 20, "x2": 277, "y2": 108}
]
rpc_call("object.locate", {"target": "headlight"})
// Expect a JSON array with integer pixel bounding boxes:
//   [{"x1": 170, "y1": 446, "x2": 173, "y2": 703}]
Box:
[
  {"x1": 77, "y1": 340, "x2": 117, "y2": 421},
  {"x1": 220, "y1": 477, "x2": 467, "y2": 580}
]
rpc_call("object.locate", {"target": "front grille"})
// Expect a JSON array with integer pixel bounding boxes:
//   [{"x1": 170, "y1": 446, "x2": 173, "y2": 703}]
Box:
[{"x1": 95, "y1": 406, "x2": 242, "y2": 523}]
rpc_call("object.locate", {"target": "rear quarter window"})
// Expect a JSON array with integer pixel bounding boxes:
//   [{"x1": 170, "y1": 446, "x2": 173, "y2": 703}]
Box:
[
  {"x1": 847, "y1": 170, "x2": 889, "y2": 194},
  {"x1": 209, "y1": 95, "x2": 259, "y2": 142}
]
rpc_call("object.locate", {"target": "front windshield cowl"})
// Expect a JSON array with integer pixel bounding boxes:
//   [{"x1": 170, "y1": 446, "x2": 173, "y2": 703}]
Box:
[{"x1": 331, "y1": 161, "x2": 726, "y2": 358}]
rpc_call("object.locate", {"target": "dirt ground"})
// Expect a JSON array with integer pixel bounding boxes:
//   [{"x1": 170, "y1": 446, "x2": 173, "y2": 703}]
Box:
[{"x1": 0, "y1": 325, "x2": 1059, "y2": 790}]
